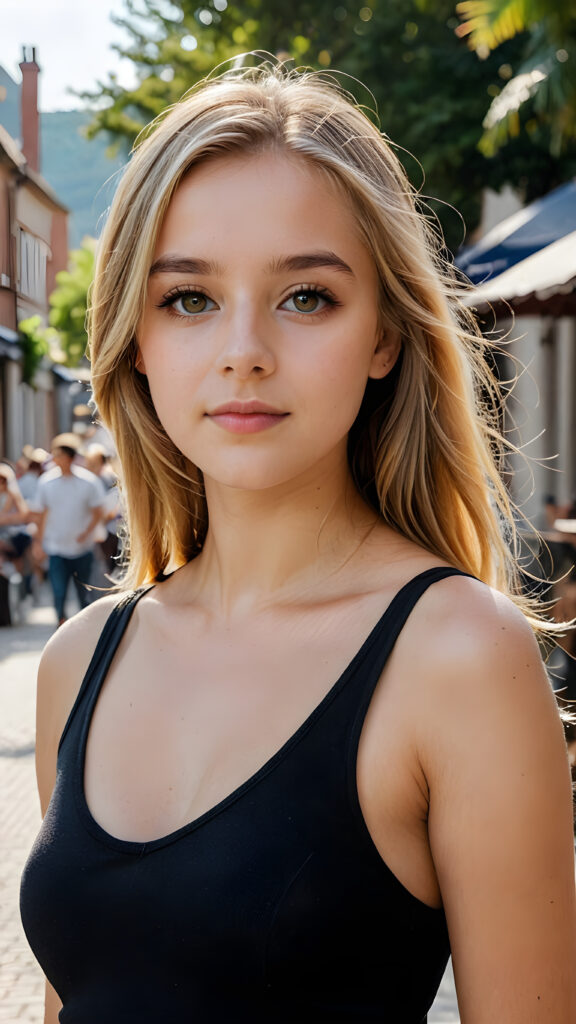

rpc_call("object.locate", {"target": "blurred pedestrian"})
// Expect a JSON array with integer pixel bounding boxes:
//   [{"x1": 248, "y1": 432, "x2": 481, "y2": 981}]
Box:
[
  {"x1": 18, "y1": 446, "x2": 49, "y2": 504},
  {"x1": 0, "y1": 464, "x2": 31, "y2": 575},
  {"x1": 83, "y1": 444, "x2": 124, "y2": 579},
  {"x1": 32, "y1": 435, "x2": 105, "y2": 625}
]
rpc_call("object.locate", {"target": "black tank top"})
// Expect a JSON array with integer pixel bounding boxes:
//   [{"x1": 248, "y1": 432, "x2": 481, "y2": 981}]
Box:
[{"x1": 21, "y1": 567, "x2": 467, "y2": 1023}]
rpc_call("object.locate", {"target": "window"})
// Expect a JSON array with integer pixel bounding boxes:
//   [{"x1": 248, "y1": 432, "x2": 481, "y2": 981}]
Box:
[{"x1": 18, "y1": 229, "x2": 49, "y2": 304}]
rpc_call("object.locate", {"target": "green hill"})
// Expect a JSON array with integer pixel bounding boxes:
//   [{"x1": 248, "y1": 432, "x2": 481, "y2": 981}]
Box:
[{"x1": 40, "y1": 110, "x2": 126, "y2": 248}]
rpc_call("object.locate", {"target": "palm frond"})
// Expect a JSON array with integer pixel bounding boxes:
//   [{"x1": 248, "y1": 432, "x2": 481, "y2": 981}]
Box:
[
  {"x1": 456, "y1": 0, "x2": 542, "y2": 53},
  {"x1": 478, "y1": 48, "x2": 576, "y2": 156}
]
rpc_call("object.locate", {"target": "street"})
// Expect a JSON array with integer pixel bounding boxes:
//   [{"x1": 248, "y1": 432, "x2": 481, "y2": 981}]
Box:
[
  {"x1": 0, "y1": 598, "x2": 52, "y2": 1023},
  {"x1": 0, "y1": 589, "x2": 460, "y2": 1022}
]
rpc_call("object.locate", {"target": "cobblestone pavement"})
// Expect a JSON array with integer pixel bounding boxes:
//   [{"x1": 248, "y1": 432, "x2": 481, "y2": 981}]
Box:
[
  {"x1": 0, "y1": 595, "x2": 53, "y2": 1023},
  {"x1": 0, "y1": 587, "x2": 460, "y2": 1022}
]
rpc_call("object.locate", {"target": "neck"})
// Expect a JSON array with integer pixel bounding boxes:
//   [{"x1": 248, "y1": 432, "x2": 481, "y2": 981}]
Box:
[{"x1": 186, "y1": 458, "x2": 378, "y2": 616}]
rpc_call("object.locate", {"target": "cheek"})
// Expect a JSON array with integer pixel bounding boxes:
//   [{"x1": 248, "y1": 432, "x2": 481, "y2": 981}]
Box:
[{"x1": 321, "y1": 325, "x2": 378, "y2": 398}]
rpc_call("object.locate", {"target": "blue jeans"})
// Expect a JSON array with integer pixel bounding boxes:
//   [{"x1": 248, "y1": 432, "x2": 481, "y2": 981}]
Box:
[{"x1": 48, "y1": 552, "x2": 94, "y2": 621}]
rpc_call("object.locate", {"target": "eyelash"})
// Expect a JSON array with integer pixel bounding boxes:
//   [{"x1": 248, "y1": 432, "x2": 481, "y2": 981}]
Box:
[
  {"x1": 156, "y1": 287, "x2": 215, "y2": 319},
  {"x1": 156, "y1": 284, "x2": 341, "y2": 319}
]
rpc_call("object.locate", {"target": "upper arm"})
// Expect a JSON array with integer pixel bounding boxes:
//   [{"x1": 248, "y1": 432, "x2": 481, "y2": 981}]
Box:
[
  {"x1": 14, "y1": 490, "x2": 28, "y2": 516},
  {"x1": 35, "y1": 597, "x2": 119, "y2": 815},
  {"x1": 414, "y1": 581, "x2": 576, "y2": 1022}
]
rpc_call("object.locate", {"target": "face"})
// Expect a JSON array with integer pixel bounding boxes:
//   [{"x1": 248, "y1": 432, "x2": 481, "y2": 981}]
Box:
[
  {"x1": 51, "y1": 448, "x2": 73, "y2": 472},
  {"x1": 84, "y1": 452, "x2": 103, "y2": 474},
  {"x1": 137, "y1": 151, "x2": 399, "y2": 494}
]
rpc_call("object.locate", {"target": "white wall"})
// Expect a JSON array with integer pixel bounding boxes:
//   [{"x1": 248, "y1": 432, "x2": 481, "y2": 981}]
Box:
[{"x1": 503, "y1": 315, "x2": 576, "y2": 527}]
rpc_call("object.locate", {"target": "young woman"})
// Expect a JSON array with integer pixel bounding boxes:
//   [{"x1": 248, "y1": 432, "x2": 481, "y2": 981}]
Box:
[{"x1": 21, "y1": 65, "x2": 576, "y2": 1023}]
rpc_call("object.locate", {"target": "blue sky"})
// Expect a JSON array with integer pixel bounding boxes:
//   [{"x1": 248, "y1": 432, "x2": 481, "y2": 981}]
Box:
[{"x1": 1, "y1": 0, "x2": 136, "y2": 110}]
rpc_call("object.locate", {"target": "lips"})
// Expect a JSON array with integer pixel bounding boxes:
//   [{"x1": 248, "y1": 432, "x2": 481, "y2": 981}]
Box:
[
  {"x1": 208, "y1": 400, "x2": 287, "y2": 416},
  {"x1": 206, "y1": 400, "x2": 289, "y2": 435}
]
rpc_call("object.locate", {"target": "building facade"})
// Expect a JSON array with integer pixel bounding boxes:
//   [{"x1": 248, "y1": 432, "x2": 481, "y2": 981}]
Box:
[{"x1": 0, "y1": 48, "x2": 70, "y2": 461}]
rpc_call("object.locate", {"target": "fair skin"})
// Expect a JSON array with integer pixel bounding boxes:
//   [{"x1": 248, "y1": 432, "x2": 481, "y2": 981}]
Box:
[
  {"x1": 36, "y1": 152, "x2": 576, "y2": 1023},
  {"x1": 0, "y1": 474, "x2": 28, "y2": 524},
  {"x1": 0, "y1": 474, "x2": 30, "y2": 568}
]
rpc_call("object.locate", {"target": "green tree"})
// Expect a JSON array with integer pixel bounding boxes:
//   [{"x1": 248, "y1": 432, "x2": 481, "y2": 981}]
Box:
[
  {"x1": 47, "y1": 237, "x2": 96, "y2": 367},
  {"x1": 79, "y1": 0, "x2": 576, "y2": 250},
  {"x1": 456, "y1": 0, "x2": 576, "y2": 155},
  {"x1": 18, "y1": 239, "x2": 96, "y2": 378},
  {"x1": 18, "y1": 316, "x2": 53, "y2": 385}
]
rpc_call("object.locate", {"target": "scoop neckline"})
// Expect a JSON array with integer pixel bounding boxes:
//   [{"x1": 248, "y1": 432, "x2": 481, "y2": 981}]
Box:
[
  {"x1": 74, "y1": 594, "x2": 394, "y2": 854},
  {"x1": 73, "y1": 566, "x2": 464, "y2": 854}
]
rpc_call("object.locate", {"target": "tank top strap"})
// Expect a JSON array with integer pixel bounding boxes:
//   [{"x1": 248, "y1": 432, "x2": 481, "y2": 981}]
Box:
[
  {"x1": 347, "y1": 566, "x2": 474, "y2": 726},
  {"x1": 57, "y1": 586, "x2": 153, "y2": 753}
]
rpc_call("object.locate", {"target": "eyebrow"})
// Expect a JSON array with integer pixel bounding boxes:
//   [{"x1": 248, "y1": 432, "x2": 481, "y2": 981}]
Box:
[
  {"x1": 149, "y1": 256, "x2": 219, "y2": 277},
  {"x1": 148, "y1": 251, "x2": 355, "y2": 278},
  {"x1": 267, "y1": 252, "x2": 355, "y2": 277}
]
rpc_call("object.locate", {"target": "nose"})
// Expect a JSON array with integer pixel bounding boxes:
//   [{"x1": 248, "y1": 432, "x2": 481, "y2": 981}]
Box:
[{"x1": 215, "y1": 304, "x2": 276, "y2": 380}]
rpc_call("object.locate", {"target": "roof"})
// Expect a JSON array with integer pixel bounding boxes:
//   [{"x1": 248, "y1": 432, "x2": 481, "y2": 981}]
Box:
[
  {"x1": 0, "y1": 123, "x2": 25, "y2": 170},
  {"x1": 0, "y1": 122, "x2": 68, "y2": 213},
  {"x1": 464, "y1": 229, "x2": 576, "y2": 315},
  {"x1": 457, "y1": 180, "x2": 576, "y2": 286}
]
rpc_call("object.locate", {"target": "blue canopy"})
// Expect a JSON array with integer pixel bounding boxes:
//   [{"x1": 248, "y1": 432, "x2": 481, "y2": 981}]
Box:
[{"x1": 456, "y1": 180, "x2": 576, "y2": 285}]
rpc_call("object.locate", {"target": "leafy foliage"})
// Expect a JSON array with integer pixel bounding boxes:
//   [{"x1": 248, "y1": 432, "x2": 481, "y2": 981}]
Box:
[
  {"x1": 77, "y1": 0, "x2": 576, "y2": 249},
  {"x1": 456, "y1": 0, "x2": 576, "y2": 155},
  {"x1": 20, "y1": 240, "x2": 97, "y2": 374},
  {"x1": 47, "y1": 238, "x2": 97, "y2": 367},
  {"x1": 18, "y1": 316, "x2": 59, "y2": 386},
  {"x1": 456, "y1": 0, "x2": 534, "y2": 50}
]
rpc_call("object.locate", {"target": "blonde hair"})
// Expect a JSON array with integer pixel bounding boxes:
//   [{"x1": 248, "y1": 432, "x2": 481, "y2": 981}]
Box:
[{"x1": 88, "y1": 62, "x2": 540, "y2": 628}]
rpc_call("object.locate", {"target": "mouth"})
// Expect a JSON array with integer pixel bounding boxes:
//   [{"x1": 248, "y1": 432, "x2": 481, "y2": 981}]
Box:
[{"x1": 206, "y1": 400, "x2": 289, "y2": 435}]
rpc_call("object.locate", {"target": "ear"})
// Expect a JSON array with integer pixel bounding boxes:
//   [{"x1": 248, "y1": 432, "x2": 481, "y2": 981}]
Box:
[
  {"x1": 368, "y1": 326, "x2": 401, "y2": 380},
  {"x1": 134, "y1": 347, "x2": 147, "y2": 374}
]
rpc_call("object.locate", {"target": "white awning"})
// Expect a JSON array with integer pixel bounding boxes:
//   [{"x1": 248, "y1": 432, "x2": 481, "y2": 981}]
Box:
[{"x1": 466, "y1": 230, "x2": 576, "y2": 310}]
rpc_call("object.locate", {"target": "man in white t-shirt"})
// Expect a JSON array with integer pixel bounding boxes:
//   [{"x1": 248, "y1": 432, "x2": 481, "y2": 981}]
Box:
[{"x1": 34, "y1": 435, "x2": 105, "y2": 625}]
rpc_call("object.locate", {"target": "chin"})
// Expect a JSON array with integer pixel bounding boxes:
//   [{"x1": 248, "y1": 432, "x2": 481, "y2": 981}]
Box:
[{"x1": 198, "y1": 455, "x2": 315, "y2": 494}]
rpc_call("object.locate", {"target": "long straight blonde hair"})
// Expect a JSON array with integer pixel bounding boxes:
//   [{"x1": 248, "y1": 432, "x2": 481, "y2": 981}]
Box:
[{"x1": 88, "y1": 62, "x2": 541, "y2": 628}]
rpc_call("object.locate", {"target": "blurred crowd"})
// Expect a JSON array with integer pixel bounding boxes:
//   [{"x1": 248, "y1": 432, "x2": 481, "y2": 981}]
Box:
[{"x1": 0, "y1": 429, "x2": 124, "y2": 627}]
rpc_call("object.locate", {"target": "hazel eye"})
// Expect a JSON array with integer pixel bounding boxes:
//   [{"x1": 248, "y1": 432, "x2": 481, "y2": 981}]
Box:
[
  {"x1": 173, "y1": 292, "x2": 216, "y2": 315},
  {"x1": 282, "y1": 288, "x2": 335, "y2": 315}
]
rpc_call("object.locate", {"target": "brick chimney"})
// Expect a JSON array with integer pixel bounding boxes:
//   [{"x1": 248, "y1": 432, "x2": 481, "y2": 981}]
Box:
[{"x1": 19, "y1": 45, "x2": 40, "y2": 172}]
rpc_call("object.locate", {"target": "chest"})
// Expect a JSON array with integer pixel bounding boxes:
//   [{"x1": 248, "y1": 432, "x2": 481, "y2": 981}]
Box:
[
  {"x1": 84, "y1": 609, "x2": 372, "y2": 834},
  {"x1": 82, "y1": 597, "x2": 439, "y2": 904}
]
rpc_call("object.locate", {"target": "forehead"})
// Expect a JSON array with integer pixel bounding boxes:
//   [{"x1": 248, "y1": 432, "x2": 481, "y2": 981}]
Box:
[{"x1": 153, "y1": 151, "x2": 371, "y2": 266}]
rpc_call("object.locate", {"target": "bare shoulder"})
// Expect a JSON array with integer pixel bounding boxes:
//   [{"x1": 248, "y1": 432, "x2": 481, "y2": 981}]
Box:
[
  {"x1": 383, "y1": 571, "x2": 565, "y2": 787},
  {"x1": 402, "y1": 573, "x2": 549, "y2": 699},
  {"x1": 35, "y1": 593, "x2": 125, "y2": 813},
  {"x1": 39, "y1": 594, "x2": 121, "y2": 701},
  {"x1": 391, "y1": 580, "x2": 576, "y2": 1020}
]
